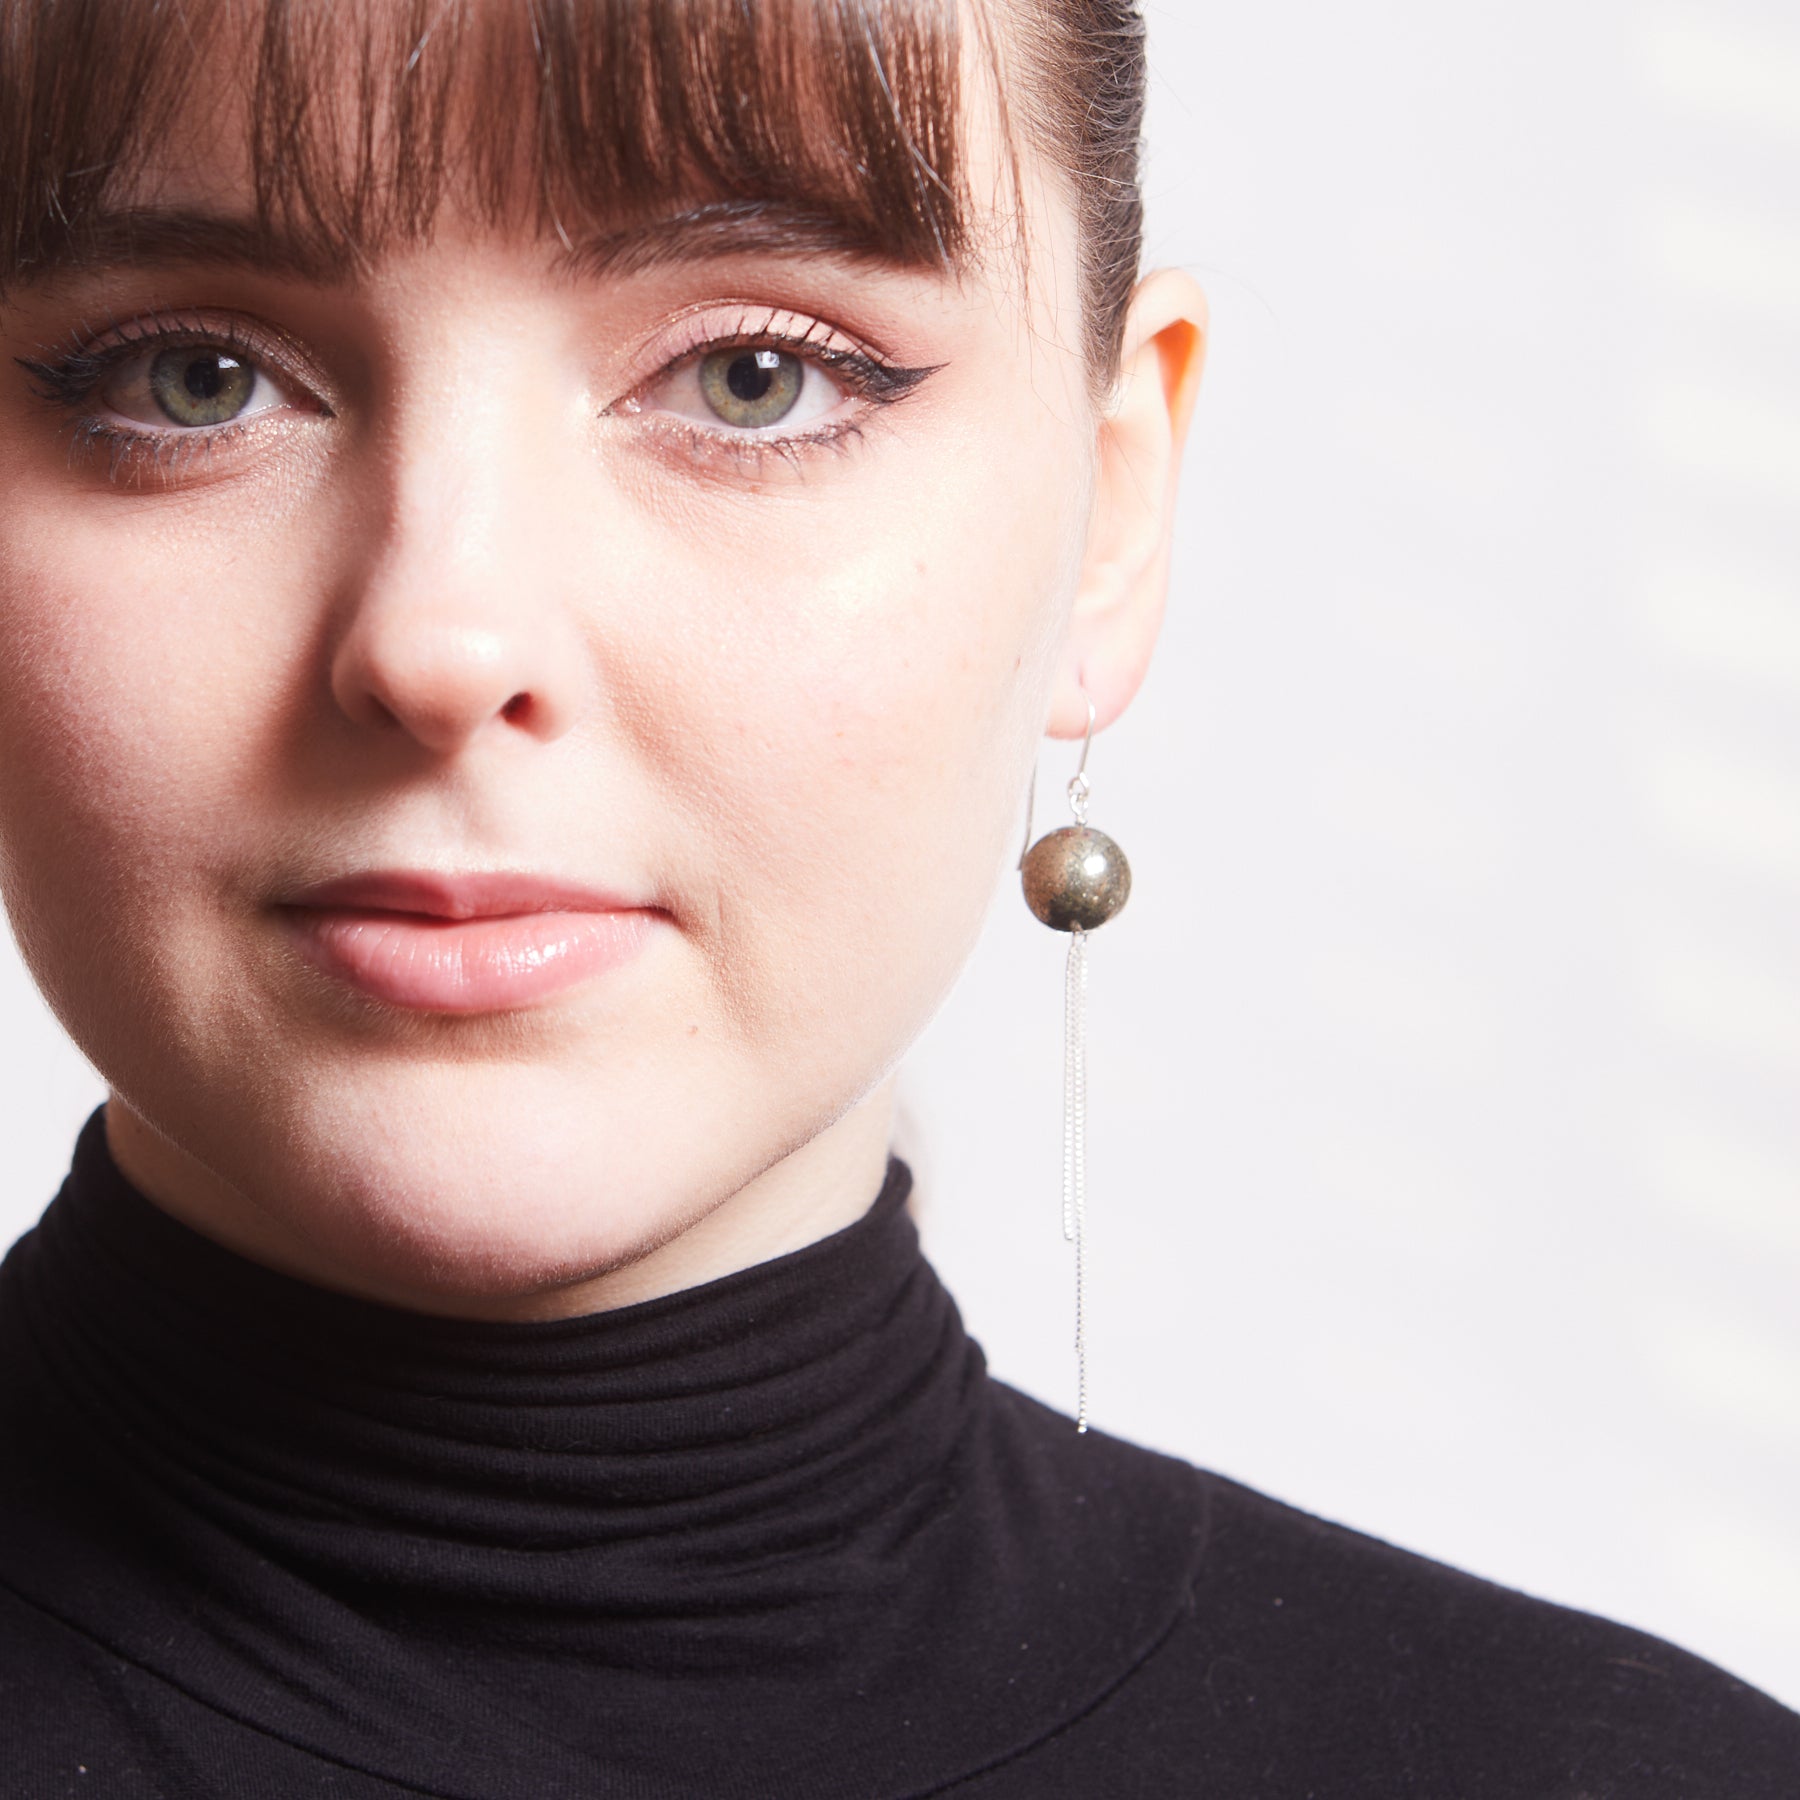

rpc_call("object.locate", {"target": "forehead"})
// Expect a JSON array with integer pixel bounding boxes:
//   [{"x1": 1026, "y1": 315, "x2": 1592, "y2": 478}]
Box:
[{"x1": 0, "y1": 0, "x2": 1022, "y2": 290}]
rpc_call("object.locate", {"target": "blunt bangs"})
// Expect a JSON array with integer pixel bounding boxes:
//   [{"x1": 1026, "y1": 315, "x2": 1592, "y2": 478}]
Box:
[{"x1": 0, "y1": 0, "x2": 969, "y2": 285}]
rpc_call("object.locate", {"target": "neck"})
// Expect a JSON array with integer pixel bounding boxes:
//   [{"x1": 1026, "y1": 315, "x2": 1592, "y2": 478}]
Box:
[{"x1": 102, "y1": 1077, "x2": 901, "y2": 1320}]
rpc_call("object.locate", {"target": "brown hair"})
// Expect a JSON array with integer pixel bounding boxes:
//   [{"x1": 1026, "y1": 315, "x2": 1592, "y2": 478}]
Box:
[{"x1": 0, "y1": 0, "x2": 1147, "y2": 388}]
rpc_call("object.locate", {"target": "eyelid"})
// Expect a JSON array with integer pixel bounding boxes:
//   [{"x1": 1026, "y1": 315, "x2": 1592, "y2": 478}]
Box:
[
  {"x1": 622, "y1": 303, "x2": 895, "y2": 388},
  {"x1": 23, "y1": 309, "x2": 335, "y2": 425},
  {"x1": 610, "y1": 303, "x2": 939, "y2": 441}
]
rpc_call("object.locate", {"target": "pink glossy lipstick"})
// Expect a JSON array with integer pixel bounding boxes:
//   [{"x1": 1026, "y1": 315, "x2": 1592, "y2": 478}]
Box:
[{"x1": 276, "y1": 871, "x2": 656, "y2": 1013}]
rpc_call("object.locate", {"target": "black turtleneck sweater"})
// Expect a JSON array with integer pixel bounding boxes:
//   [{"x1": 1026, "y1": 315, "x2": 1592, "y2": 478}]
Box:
[{"x1": 1, "y1": 1109, "x2": 1795, "y2": 1798}]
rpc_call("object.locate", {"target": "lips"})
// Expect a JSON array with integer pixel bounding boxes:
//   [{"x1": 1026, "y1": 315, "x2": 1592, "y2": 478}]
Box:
[{"x1": 275, "y1": 870, "x2": 658, "y2": 1013}]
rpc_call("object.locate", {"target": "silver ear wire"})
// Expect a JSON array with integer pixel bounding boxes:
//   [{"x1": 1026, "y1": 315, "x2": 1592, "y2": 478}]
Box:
[
  {"x1": 1068, "y1": 690, "x2": 1095, "y2": 826},
  {"x1": 1019, "y1": 689, "x2": 1096, "y2": 870}
]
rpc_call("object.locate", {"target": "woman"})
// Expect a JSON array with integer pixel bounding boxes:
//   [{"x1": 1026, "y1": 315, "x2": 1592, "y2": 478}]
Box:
[{"x1": 0, "y1": 1, "x2": 1793, "y2": 1794}]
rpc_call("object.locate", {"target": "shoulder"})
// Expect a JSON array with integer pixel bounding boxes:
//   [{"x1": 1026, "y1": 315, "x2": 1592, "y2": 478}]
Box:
[
  {"x1": 0, "y1": 1580, "x2": 421, "y2": 1798},
  {"x1": 1190, "y1": 1469, "x2": 1800, "y2": 1793},
  {"x1": 0, "y1": 1578, "x2": 184, "y2": 1795},
  {"x1": 1201, "y1": 1466, "x2": 1791, "y2": 1696},
  {"x1": 977, "y1": 1390, "x2": 1800, "y2": 1795}
]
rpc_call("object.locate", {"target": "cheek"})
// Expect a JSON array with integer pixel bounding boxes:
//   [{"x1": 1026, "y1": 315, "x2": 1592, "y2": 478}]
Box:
[
  {"x1": 0, "y1": 497, "x2": 293, "y2": 1010},
  {"x1": 606, "y1": 408, "x2": 1087, "y2": 1056}
]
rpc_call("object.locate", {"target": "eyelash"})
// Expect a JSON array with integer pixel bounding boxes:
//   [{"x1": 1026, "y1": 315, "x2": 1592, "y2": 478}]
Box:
[{"x1": 18, "y1": 308, "x2": 938, "y2": 484}]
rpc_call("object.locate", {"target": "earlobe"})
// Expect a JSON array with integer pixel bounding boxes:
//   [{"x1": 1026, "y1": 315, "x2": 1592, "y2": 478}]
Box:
[{"x1": 1046, "y1": 270, "x2": 1209, "y2": 740}]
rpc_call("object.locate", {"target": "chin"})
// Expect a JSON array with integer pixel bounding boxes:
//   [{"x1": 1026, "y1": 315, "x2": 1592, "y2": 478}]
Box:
[{"x1": 131, "y1": 1048, "x2": 775, "y2": 1315}]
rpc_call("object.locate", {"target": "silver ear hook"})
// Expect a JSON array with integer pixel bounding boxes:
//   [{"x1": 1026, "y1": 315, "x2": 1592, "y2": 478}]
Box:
[
  {"x1": 1068, "y1": 691, "x2": 1096, "y2": 826},
  {"x1": 1020, "y1": 688, "x2": 1097, "y2": 869}
]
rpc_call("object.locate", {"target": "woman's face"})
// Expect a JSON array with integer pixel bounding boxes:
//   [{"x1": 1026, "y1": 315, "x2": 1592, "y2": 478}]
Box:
[{"x1": 0, "y1": 36, "x2": 1183, "y2": 1314}]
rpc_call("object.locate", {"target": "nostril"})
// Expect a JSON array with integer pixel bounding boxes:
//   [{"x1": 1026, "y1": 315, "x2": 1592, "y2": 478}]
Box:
[{"x1": 501, "y1": 693, "x2": 531, "y2": 725}]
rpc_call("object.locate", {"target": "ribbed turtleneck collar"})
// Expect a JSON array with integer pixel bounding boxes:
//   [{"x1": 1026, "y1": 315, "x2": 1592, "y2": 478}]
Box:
[
  {"x1": 22, "y1": 1107, "x2": 968, "y2": 1642},
  {"x1": 0, "y1": 1106, "x2": 1207, "y2": 1799}
]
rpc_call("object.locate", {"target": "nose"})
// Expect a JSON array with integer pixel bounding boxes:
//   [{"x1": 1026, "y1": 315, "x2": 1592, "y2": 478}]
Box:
[
  {"x1": 329, "y1": 425, "x2": 583, "y2": 758},
  {"x1": 332, "y1": 612, "x2": 569, "y2": 755}
]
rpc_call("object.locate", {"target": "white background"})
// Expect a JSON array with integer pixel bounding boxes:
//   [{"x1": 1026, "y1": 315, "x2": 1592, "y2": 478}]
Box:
[
  {"x1": 907, "y1": 0, "x2": 1800, "y2": 1711},
  {"x1": 2, "y1": 0, "x2": 1796, "y2": 1714}
]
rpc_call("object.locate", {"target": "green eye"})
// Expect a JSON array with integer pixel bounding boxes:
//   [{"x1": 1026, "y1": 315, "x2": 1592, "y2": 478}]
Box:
[
  {"x1": 696, "y1": 347, "x2": 804, "y2": 429},
  {"x1": 147, "y1": 348, "x2": 257, "y2": 427}
]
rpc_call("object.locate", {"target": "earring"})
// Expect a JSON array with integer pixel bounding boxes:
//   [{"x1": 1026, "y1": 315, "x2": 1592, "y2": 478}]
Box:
[{"x1": 1020, "y1": 688, "x2": 1131, "y2": 1433}]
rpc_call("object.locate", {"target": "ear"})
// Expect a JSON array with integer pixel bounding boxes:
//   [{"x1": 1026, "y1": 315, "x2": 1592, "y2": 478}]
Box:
[{"x1": 1046, "y1": 269, "x2": 1208, "y2": 738}]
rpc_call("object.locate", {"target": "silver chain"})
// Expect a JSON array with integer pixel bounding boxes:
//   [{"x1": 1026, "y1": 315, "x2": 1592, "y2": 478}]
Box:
[{"x1": 1062, "y1": 925, "x2": 1089, "y2": 1432}]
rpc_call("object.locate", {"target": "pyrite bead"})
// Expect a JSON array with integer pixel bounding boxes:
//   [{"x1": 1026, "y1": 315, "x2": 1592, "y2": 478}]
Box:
[{"x1": 1021, "y1": 826, "x2": 1131, "y2": 933}]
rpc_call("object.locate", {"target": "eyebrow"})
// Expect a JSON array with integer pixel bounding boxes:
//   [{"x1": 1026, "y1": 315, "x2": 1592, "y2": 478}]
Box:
[
  {"x1": 10, "y1": 208, "x2": 353, "y2": 288},
  {"x1": 560, "y1": 200, "x2": 953, "y2": 280},
  {"x1": 7, "y1": 199, "x2": 956, "y2": 292}
]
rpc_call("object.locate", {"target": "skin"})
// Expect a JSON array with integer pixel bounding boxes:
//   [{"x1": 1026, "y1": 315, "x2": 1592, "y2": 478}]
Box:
[{"x1": 0, "y1": 37, "x2": 1206, "y2": 1322}]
